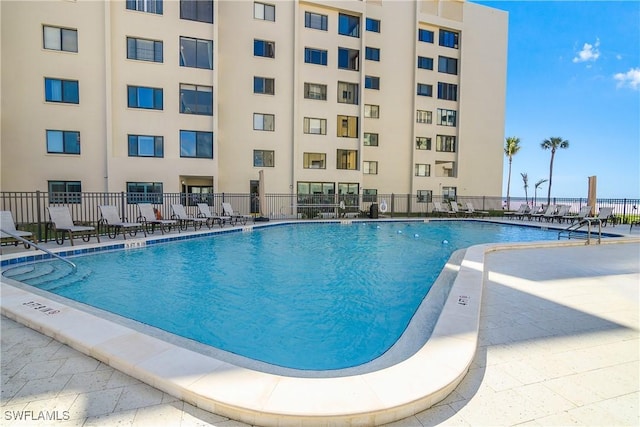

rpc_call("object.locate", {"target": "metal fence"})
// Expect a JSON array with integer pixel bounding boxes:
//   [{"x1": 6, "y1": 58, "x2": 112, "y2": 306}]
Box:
[{"x1": 1, "y1": 191, "x2": 638, "y2": 243}]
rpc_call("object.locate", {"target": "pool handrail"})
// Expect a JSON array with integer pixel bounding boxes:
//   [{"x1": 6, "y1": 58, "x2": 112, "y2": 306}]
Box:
[{"x1": 0, "y1": 228, "x2": 77, "y2": 272}]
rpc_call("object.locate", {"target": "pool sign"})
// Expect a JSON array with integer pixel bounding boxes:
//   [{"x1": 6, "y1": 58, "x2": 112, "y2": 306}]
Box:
[
  {"x1": 22, "y1": 300, "x2": 60, "y2": 315},
  {"x1": 458, "y1": 295, "x2": 469, "y2": 306}
]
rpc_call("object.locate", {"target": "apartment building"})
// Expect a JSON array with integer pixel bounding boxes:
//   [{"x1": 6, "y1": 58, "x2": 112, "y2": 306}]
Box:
[{"x1": 0, "y1": 0, "x2": 508, "y2": 204}]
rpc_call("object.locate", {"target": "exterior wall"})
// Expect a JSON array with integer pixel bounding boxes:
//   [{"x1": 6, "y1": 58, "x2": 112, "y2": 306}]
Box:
[{"x1": 0, "y1": 0, "x2": 507, "y2": 199}]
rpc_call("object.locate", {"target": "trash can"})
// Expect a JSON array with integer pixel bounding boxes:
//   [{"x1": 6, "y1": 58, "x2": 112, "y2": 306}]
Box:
[{"x1": 370, "y1": 203, "x2": 379, "y2": 219}]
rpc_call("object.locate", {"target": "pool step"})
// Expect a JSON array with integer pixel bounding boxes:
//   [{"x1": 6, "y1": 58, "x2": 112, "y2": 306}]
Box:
[
  {"x1": 3, "y1": 263, "x2": 55, "y2": 281},
  {"x1": 3, "y1": 261, "x2": 91, "y2": 290}
]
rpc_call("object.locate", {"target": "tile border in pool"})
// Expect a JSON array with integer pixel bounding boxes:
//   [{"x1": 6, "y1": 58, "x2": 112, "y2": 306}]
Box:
[{"x1": 0, "y1": 221, "x2": 635, "y2": 426}]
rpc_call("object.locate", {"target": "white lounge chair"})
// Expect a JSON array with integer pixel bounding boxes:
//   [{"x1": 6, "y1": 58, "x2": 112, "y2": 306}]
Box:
[
  {"x1": 432, "y1": 201, "x2": 455, "y2": 217},
  {"x1": 464, "y1": 202, "x2": 489, "y2": 217},
  {"x1": 448, "y1": 201, "x2": 462, "y2": 217},
  {"x1": 1, "y1": 211, "x2": 34, "y2": 248},
  {"x1": 47, "y1": 206, "x2": 100, "y2": 246},
  {"x1": 504, "y1": 204, "x2": 530, "y2": 220},
  {"x1": 586, "y1": 207, "x2": 615, "y2": 226},
  {"x1": 562, "y1": 206, "x2": 593, "y2": 224},
  {"x1": 98, "y1": 205, "x2": 146, "y2": 240},
  {"x1": 530, "y1": 205, "x2": 556, "y2": 222},
  {"x1": 171, "y1": 204, "x2": 209, "y2": 230},
  {"x1": 550, "y1": 205, "x2": 570, "y2": 222},
  {"x1": 197, "y1": 203, "x2": 229, "y2": 228},
  {"x1": 221, "y1": 202, "x2": 253, "y2": 225},
  {"x1": 136, "y1": 203, "x2": 177, "y2": 234}
]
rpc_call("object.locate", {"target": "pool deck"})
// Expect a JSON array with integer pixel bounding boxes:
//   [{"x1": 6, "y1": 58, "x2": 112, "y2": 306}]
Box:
[{"x1": 1, "y1": 218, "x2": 639, "y2": 426}]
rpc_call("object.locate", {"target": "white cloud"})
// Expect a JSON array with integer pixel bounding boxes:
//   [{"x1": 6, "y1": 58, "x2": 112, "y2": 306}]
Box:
[
  {"x1": 573, "y1": 38, "x2": 600, "y2": 63},
  {"x1": 614, "y1": 68, "x2": 640, "y2": 90}
]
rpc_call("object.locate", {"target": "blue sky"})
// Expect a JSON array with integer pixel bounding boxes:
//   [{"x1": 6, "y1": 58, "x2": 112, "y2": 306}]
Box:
[{"x1": 472, "y1": 0, "x2": 640, "y2": 199}]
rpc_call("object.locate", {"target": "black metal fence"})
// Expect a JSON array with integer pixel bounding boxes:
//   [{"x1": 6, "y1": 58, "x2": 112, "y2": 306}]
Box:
[{"x1": 1, "y1": 191, "x2": 638, "y2": 242}]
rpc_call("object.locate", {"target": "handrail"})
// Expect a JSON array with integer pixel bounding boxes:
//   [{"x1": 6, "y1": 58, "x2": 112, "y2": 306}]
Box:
[
  {"x1": 558, "y1": 219, "x2": 601, "y2": 244},
  {"x1": 1, "y1": 228, "x2": 77, "y2": 272}
]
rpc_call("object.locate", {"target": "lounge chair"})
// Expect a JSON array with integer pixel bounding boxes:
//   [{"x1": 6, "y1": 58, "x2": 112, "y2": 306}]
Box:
[
  {"x1": 197, "y1": 203, "x2": 229, "y2": 228},
  {"x1": 586, "y1": 207, "x2": 615, "y2": 227},
  {"x1": 432, "y1": 201, "x2": 455, "y2": 217},
  {"x1": 1, "y1": 211, "x2": 34, "y2": 248},
  {"x1": 523, "y1": 205, "x2": 543, "y2": 221},
  {"x1": 47, "y1": 206, "x2": 100, "y2": 246},
  {"x1": 550, "y1": 205, "x2": 570, "y2": 222},
  {"x1": 464, "y1": 202, "x2": 489, "y2": 217},
  {"x1": 98, "y1": 205, "x2": 146, "y2": 240},
  {"x1": 221, "y1": 202, "x2": 253, "y2": 225},
  {"x1": 531, "y1": 205, "x2": 556, "y2": 222},
  {"x1": 171, "y1": 204, "x2": 209, "y2": 230},
  {"x1": 504, "y1": 204, "x2": 530, "y2": 220},
  {"x1": 562, "y1": 206, "x2": 593, "y2": 224},
  {"x1": 136, "y1": 203, "x2": 177, "y2": 234},
  {"x1": 448, "y1": 201, "x2": 462, "y2": 217}
]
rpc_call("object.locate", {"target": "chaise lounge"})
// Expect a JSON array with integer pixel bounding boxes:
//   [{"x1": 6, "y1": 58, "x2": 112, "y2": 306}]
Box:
[
  {"x1": 171, "y1": 204, "x2": 209, "y2": 231},
  {"x1": 98, "y1": 205, "x2": 146, "y2": 240},
  {"x1": 221, "y1": 202, "x2": 253, "y2": 226},
  {"x1": 197, "y1": 203, "x2": 229, "y2": 228},
  {"x1": 1, "y1": 211, "x2": 34, "y2": 248},
  {"x1": 47, "y1": 206, "x2": 100, "y2": 246},
  {"x1": 137, "y1": 203, "x2": 177, "y2": 234}
]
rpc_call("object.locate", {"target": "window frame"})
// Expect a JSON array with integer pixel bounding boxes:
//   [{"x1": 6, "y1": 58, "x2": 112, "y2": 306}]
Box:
[
  {"x1": 336, "y1": 149, "x2": 358, "y2": 170},
  {"x1": 128, "y1": 134, "x2": 164, "y2": 158},
  {"x1": 416, "y1": 110, "x2": 432, "y2": 124},
  {"x1": 438, "y1": 56, "x2": 458, "y2": 75},
  {"x1": 126, "y1": 0, "x2": 163, "y2": 14},
  {"x1": 437, "y1": 82, "x2": 458, "y2": 101},
  {"x1": 437, "y1": 108, "x2": 457, "y2": 127},
  {"x1": 417, "y1": 83, "x2": 433, "y2": 97},
  {"x1": 127, "y1": 36, "x2": 163, "y2": 62},
  {"x1": 436, "y1": 160, "x2": 456, "y2": 177},
  {"x1": 180, "y1": 0, "x2": 213, "y2": 23},
  {"x1": 179, "y1": 36, "x2": 213, "y2": 69},
  {"x1": 417, "y1": 56, "x2": 433, "y2": 70},
  {"x1": 364, "y1": 75, "x2": 380, "y2": 90},
  {"x1": 304, "y1": 82, "x2": 327, "y2": 100},
  {"x1": 418, "y1": 28, "x2": 434, "y2": 43},
  {"x1": 338, "y1": 13, "x2": 360, "y2": 38},
  {"x1": 303, "y1": 152, "x2": 327, "y2": 169},
  {"x1": 338, "y1": 47, "x2": 359, "y2": 71},
  {"x1": 436, "y1": 135, "x2": 457, "y2": 152},
  {"x1": 254, "y1": 2, "x2": 275, "y2": 21},
  {"x1": 439, "y1": 29, "x2": 459, "y2": 49},
  {"x1": 46, "y1": 130, "x2": 80, "y2": 155},
  {"x1": 254, "y1": 76, "x2": 275, "y2": 95},
  {"x1": 364, "y1": 104, "x2": 379, "y2": 119},
  {"x1": 304, "y1": 47, "x2": 328, "y2": 66},
  {"x1": 127, "y1": 85, "x2": 163, "y2": 110},
  {"x1": 43, "y1": 25, "x2": 78, "y2": 52},
  {"x1": 363, "y1": 161, "x2": 378, "y2": 175},
  {"x1": 365, "y1": 18, "x2": 380, "y2": 33},
  {"x1": 303, "y1": 117, "x2": 327, "y2": 135},
  {"x1": 304, "y1": 11, "x2": 328, "y2": 31},
  {"x1": 126, "y1": 181, "x2": 163, "y2": 204},
  {"x1": 416, "y1": 136, "x2": 432, "y2": 150},
  {"x1": 179, "y1": 130, "x2": 213, "y2": 159},
  {"x1": 415, "y1": 163, "x2": 431, "y2": 177},
  {"x1": 253, "y1": 113, "x2": 275, "y2": 131},
  {"x1": 337, "y1": 115, "x2": 358, "y2": 138},
  {"x1": 45, "y1": 78, "x2": 79, "y2": 104},
  {"x1": 365, "y1": 46, "x2": 380, "y2": 61},
  {"x1": 417, "y1": 190, "x2": 432, "y2": 203},
  {"x1": 253, "y1": 149, "x2": 275, "y2": 167},
  {"x1": 254, "y1": 39, "x2": 275, "y2": 58},
  {"x1": 337, "y1": 81, "x2": 359, "y2": 105},
  {"x1": 48, "y1": 180, "x2": 82, "y2": 204},
  {"x1": 364, "y1": 132, "x2": 379, "y2": 146},
  {"x1": 180, "y1": 83, "x2": 213, "y2": 116}
]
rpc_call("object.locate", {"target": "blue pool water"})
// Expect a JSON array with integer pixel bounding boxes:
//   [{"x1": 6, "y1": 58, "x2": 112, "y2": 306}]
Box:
[{"x1": 10, "y1": 221, "x2": 558, "y2": 370}]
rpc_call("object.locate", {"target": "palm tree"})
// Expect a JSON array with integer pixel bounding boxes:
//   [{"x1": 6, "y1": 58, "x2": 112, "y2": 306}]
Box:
[
  {"x1": 504, "y1": 136, "x2": 521, "y2": 210},
  {"x1": 534, "y1": 178, "x2": 548, "y2": 207},
  {"x1": 540, "y1": 137, "x2": 570, "y2": 205},
  {"x1": 521, "y1": 172, "x2": 529, "y2": 205}
]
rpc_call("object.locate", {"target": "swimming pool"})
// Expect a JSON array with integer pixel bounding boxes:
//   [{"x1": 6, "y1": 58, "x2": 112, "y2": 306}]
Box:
[{"x1": 3, "y1": 221, "x2": 558, "y2": 371}]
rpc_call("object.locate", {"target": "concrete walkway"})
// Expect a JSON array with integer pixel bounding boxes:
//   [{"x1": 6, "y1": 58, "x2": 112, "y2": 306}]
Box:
[{"x1": 2, "y1": 241, "x2": 639, "y2": 426}]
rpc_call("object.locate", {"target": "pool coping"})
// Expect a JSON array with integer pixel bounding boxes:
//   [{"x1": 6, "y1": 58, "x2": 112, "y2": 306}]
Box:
[{"x1": 1, "y1": 220, "x2": 636, "y2": 426}]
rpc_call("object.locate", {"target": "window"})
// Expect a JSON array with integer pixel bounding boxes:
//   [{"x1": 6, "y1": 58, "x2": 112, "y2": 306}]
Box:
[
  {"x1": 305, "y1": 11, "x2": 327, "y2": 30},
  {"x1": 180, "y1": 36, "x2": 213, "y2": 69},
  {"x1": 180, "y1": 84, "x2": 213, "y2": 115},
  {"x1": 436, "y1": 135, "x2": 456, "y2": 152},
  {"x1": 365, "y1": 18, "x2": 380, "y2": 33},
  {"x1": 254, "y1": 113, "x2": 275, "y2": 131},
  {"x1": 254, "y1": 150, "x2": 275, "y2": 167},
  {"x1": 363, "y1": 161, "x2": 378, "y2": 174},
  {"x1": 338, "y1": 183, "x2": 359, "y2": 196},
  {"x1": 437, "y1": 108, "x2": 457, "y2": 126},
  {"x1": 254, "y1": 77, "x2": 275, "y2": 95},
  {"x1": 338, "y1": 13, "x2": 359, "y2": 37},
  {"x1": 416, "y1": 137, "x2": 431, "y2": 150},
  {"x1": 126, "y1": 0, "x2": 163, "y2": 14},
  {"x1": 254, "y1": 39, "x2": 275, "y2": 58},
  {"x1": 128, "y1": 134, "x2": 163, "y2": 157},
  {"x1": 337, "y1": 81, "x2": 358, "y2": 104},
  {"x1": 303, "y1": 152, "x2": 326, "y2": 169},
  {"x1": 337, "y1": 115, "x2": 358, "y2": 138},
  {"x1": 45, "y1": 78, "x2": 79, "y2": 104},
  {"x1": 127, "y1": 37, "x2": 163, "y2": 62},
  {"x1": 180, "y1": 130, "x2": 213, "y2": 158},
  {"x1": 442, "y1": 186, "x2": 457, "y2": 200},
  {"x1": 415, "y1": 163, "x2": 430, "y2": 177},
  {"x1": 364, "y1": 104, "x2": 379, "y2": 118},
  {"x1": 365, "y1": 47, "x2": 380, "y2": 61},
  {"x1": 303, "y1": 117, "x2": 327, "y2": 135},
  {"x1": 417, "y1": 83, "x2": 433, "y2": 97},
  {"x1": 417, "y1": 190, "x2": 432, "y2": 203},
  {"x1": 437, "y1": 82, "x2": 458, "y2": 101},
  {"x1": 304, "y1": 82, "x2": 327, "y2": 100},
  {"x1": 416, "y1": 110, "x2": 432, "y2": 124},
  {"x1": 436, "y1": 161, "x2": 456, "y2": 177},
  {"x1": 338, "y1": 47, "x2": 359, "y2": 70},
  {"x1": 337, "y1": 149, "x2": 358, "y2": 170},
  {"x1": 43, "y1": 26, "x2": 78, "y2": 52},
  {"x1": 304, "y1": 47, "x2": 328, "y2": 65},
  {"x1": 417, "y1": 56, "x2": 433, "y2": 70},
  {"x1": 364, "y1": 75, "x2": 380, "y2": 90},
  {"x1": 127, "y1": 85, "x2": 162, "y2": 109},
  {"x1": 418, "y1": 28, "x2": 434, "y2": 43},
  {"x1": 439, "y1": 29, "x2": 459, "y2": 49},
  {"x1": 364, "y1": 132, "x2": 378, "y2": 146},
  {"x1": 254, "y1": 2, "x2": 275, "y2": 21},
  {"x1": 46, "y1": 130, "x2": 80, "y2": 154},
  {"x1": 363, "y1": 189, "x2": 377, "y2": 203},
  {"x1": 48, "y1": 181, "x2": 82, "y2": 204},
  {"x1": 297, "y1": 182, "x2": 335, "y2": 197},
  {"x1": 126, "y1": 182, "x2": 163, "y2": 204},
  {"x1": 438, "y1": 56, "x2": 458, "y2": 75},
  {"x1": 180, "y1": 0, "x2": 213, "y2": 23}
]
